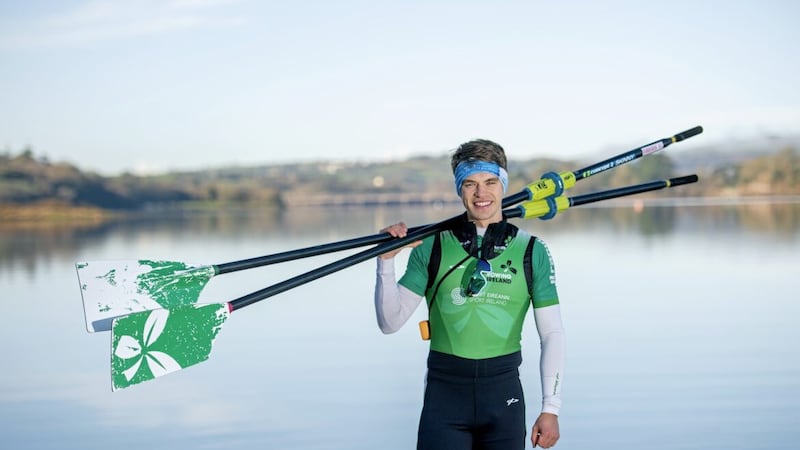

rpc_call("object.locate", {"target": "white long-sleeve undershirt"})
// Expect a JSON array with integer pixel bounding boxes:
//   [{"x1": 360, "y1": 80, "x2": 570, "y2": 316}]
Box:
[
  {"x1": 374, "y1": 256, "x2": 565, "y2": 416},
  {"x1": 374, "y1": 256, "x2": 423, "y2": 334},
  {"x1": 532, "y1": 304, "x2": 565, "y2": 415}
]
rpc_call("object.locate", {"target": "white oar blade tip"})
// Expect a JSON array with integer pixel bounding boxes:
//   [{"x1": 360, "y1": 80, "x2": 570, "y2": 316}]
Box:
[{"x1": 76, "y1": 259, "x2": 214, "y2": 333}]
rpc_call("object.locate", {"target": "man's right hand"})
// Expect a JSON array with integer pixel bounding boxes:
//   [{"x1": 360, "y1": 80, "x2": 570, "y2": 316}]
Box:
[{"x1": 379, "y1": 222, "x2": 422, "y2": 259}]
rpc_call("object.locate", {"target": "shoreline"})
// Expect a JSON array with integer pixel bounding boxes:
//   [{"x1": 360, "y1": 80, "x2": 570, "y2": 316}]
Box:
[{"x1": 2, "y1": 194, "x2": 798, "y2": 225}]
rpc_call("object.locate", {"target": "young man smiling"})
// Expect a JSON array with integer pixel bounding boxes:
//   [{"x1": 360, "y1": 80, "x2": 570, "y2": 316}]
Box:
[{"x1": 375, "y1": 139, "x2": 566, "y2": 449}]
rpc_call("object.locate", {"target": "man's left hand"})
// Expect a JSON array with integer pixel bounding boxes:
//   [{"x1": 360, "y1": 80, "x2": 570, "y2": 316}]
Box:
[{"x1": 531, "y1": 412, "x2": 559, "y2": 448}]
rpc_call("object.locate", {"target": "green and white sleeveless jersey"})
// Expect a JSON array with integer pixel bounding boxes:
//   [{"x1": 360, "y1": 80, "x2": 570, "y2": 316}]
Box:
[{"x1": 399, "y1": 230, "x2": 559, "y2": 359}]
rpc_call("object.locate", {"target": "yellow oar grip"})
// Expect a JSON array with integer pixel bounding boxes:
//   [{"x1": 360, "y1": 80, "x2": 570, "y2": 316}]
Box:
[
  {"x1": 519, "y1": 196, "x2": 571, "y2": 219},
  {"x1": 523, "y1": 171, "x2": 576, "y2": 201}
]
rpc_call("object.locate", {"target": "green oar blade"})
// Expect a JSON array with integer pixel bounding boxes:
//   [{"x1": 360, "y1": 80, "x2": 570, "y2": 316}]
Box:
[
  {"x1": 111, "y1": 303, "x2": 230, "y2": 391},
  {"x1": 77, "y1": 260, "x2": 215, "y2": 333}
]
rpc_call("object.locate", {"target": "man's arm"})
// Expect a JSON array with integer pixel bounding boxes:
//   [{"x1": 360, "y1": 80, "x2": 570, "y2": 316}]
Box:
[
  {"x1": 534, "y1": 304, "x2": 565, "y2": 414},
  {"x1": 529, "y1": 238, "x2": 565, "y2": 414},
  {"x1": 531, "y1": 304, "x2": 565, "y2": 448},
  {"x1": 374, "y1": 257, "x2": 423, "y2": 334}
]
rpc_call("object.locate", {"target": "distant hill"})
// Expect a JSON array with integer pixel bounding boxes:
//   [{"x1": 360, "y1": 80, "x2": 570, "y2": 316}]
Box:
[
  {"x1": 1, "y1": 138, "x2": 798, "y2": 215},
  {"x1": 669, "y1": 134, "x2": 800, "y2": 173}
]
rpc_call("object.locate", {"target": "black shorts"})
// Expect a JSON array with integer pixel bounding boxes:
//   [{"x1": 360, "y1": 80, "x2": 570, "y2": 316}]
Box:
[{"x1": 417, "y1": 350, "x2": 526, "y2": 450}]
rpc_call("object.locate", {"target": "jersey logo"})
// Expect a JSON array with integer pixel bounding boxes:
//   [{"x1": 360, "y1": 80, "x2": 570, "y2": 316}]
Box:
[
  {"x1": 506, "y1": 397, "x2": 519, "y2": 406},
  {"x1": 450, "y1": 287, "x2": 467, "y2": 306},
  {"x1": 500, "y1": 259, "x2": 518, "y2": 275}
]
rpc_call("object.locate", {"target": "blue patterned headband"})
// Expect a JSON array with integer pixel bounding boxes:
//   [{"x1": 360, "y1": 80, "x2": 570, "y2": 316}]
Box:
[{"x1": 453, "y1": 161, "x2": 509, "y2": 196}]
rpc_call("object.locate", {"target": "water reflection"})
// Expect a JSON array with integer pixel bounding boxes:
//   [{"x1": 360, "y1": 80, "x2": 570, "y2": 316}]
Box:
[
  {"x1": 3, "y1": 198, "x2": 798, "y2": 277},
  {"x1": 1, "y1": 197, "x2": 799, "y2": 450}
]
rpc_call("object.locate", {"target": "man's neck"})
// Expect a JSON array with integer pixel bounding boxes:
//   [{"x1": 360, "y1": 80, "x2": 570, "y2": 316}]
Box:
[{"x1": 469, "y1": 216, "x2": 503, "y2": 229}]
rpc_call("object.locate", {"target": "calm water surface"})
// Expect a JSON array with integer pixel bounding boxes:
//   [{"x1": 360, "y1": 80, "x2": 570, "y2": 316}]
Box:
[{"x1": 1, "y1": 199, "x2": 798, "y2": 449}]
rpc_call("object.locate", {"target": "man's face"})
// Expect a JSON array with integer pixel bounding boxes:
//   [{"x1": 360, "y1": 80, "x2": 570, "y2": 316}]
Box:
[{"x1": 460, "y1": 171, "x2": 504, "y2": 227}]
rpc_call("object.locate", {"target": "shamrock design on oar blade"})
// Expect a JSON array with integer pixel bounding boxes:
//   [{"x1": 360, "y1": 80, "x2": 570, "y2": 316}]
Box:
[{"x1": 114, "y1": 309, "x2": 181, "y2": 383}]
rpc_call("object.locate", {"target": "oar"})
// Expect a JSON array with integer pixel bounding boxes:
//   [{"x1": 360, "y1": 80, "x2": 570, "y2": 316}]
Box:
[
  {"x1": 109, "y1": 174, "x2": 699, "y2": 390},
  {"x1": 79, "y1": 126, "x2": 703, "y2": 333}
]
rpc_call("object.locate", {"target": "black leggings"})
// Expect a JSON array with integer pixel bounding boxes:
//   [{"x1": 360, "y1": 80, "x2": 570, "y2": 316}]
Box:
[{"x1": 417, "y1": 351, "x2": 526, "y2": 450}]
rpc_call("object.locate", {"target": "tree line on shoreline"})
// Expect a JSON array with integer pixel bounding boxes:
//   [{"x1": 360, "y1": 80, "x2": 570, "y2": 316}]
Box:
[{"x1": 1, "y1": 141, "x2": 798, "y2": 215}]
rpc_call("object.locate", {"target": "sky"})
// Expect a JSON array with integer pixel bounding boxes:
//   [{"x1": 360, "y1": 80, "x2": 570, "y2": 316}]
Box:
[{"x1": 1, "y1": 0, "x2": 798, "y2": 175}]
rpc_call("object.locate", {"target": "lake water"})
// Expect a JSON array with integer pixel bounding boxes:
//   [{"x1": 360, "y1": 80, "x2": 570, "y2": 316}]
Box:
[{"x1": 1, "y1": 198, "x2": 798, "y2": 449}]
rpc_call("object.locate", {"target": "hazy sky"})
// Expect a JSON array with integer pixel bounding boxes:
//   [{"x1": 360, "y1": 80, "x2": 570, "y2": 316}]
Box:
[{"x1": 1, "y1": 0, "x2": 798, "y2": 175}]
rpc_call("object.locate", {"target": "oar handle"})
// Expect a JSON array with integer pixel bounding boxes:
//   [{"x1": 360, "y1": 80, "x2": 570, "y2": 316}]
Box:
[{"x1": 674, "y1": 126, "x2": 703, "y2": 142}]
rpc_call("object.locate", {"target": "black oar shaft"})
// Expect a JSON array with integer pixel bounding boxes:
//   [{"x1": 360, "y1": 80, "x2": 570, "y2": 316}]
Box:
[
  {"x1": 572, "y1": 126, "x2": 702, "y2": 181},
  {"x1": 226, "y1": 127, "x2": 703, "y2": 309},
  {"x1": 230, "y1": 174, "x2": 699, "y2": 311},
  {"x1": 230, "y1": 180, "x2": 542, "y2": 310},
  {"x1": 568, "y1": 174, "x2": 699, "y2": 207},
  {"x1": 215, "y1": 226, "x2": 426, "y2": 274},
  {"x1": 228, "y1": 215, "x2": 461, "y2": 311}
]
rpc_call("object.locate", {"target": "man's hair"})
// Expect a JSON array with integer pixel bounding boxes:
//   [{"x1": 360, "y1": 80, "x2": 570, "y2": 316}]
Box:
[{"x1": 450, "y1": 139, "x2": 508, "y2": 173}]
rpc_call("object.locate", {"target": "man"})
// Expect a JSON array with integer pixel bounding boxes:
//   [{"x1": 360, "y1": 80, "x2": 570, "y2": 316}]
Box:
[{"x1": 374, "y1": 139, "x2": 565, "y2": 449}]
